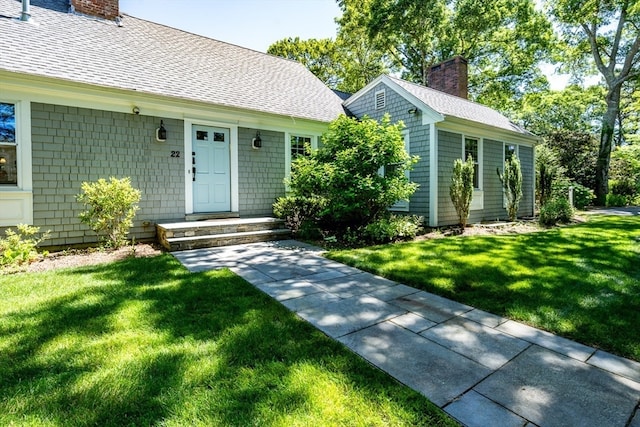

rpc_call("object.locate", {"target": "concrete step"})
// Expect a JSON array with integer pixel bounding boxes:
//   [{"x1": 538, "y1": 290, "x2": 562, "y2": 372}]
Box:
[
  {"x1": 163, "y1": 228, "x2": 292, "y2": 251},
  {"x1": 156, "y1": 217, "x2": 291, "y2": 251}
]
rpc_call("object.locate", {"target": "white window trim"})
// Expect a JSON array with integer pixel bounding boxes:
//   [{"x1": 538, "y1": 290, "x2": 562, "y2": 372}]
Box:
[
  {"x1": 462, "y1": 135, "x2": 484, "y2": 211},
  {"x1": 285, "y1": 133, "x2": 317, "y2": 191},
  {"x1": 502, "y1": 143, "x2": 520, "y2": 209},
  {"x1": 0, "y1": 99, "x2": 33, "y2": 226},
  {"x1": 389, "y1": 130, "x2": 410, "y2": 212}
]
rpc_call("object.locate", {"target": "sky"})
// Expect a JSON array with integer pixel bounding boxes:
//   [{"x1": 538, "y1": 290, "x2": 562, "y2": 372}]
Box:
[{"x1": 119, "y1": 0, "x2": 342, "y2": 53}]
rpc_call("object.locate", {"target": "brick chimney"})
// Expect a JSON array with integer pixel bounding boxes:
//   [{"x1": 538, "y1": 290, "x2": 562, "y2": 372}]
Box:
[
  {"x1": 427, "y1": 56, "x2": 468, "y2": 99},
  {"x1": 70, "y1": 0, "x2": 119, "y2": 20}
]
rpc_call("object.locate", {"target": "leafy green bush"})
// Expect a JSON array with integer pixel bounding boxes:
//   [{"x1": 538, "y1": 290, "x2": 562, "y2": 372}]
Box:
[
  {"x1": 553, "y1": 180, "x2": 595, "y2": 209},
  {"x1": 606, "y1": 193, "x2": 629, "y2": 207},
  {"x1": 0, "y1": 224, "x2": 50, "y2": 273},
  {"x1": 539, "y1": 197, "x2": 574, "y2": 226},
  {"x1": 535, "y1": 143, "x2": 565, "y2": 208},
  {"x1": 497, "y1": 155, "x2": 523, "y2": 221},
  {"x1": 609, "y1": 145, "x2": 640, "y2": 200},
  {"x1": 274, "y1": 114, "x2": 418, "y2": 237},
  {"x1": 77, "y1": 177, "x2": 141, "y2": 249},
  {"x1": 363, "y1": 214, "x2": 423, "y2": 244},
  {"x1": 449, "y1": 156, "x2": 474, "y2": 227}
]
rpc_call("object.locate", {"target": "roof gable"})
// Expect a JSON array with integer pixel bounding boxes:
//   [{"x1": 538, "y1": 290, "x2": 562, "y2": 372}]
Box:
[
  {"x1": 345, "y1": 75, "x2": 535, "y2": 139},
  {"x1": 0, "y1": 0, "x2": 345, "y2": 123}
]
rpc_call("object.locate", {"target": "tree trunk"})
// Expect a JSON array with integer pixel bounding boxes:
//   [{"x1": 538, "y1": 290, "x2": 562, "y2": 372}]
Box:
[{"x1": 595, "y1": 84, "x2": 622, "y2": 205}]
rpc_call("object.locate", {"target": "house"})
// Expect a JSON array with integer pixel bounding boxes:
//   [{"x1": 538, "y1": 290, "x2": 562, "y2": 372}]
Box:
[
  {"x1": 344, "y1": 57, "x2": 538, "y2": 227},
  {"x1": 0, "y1": 0, "x2": 537, "y2": 248}
]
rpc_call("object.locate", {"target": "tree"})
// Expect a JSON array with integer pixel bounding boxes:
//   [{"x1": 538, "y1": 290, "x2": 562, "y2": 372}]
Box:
[
  {"x1": 497, "y1": 156, "x2": 523, "y2": 221},
  {"x1": 545, "y1": 130, "x2": 599, "y2": 190},
  {"x1": 550, "y1": 0, "x2": 640, "y2": 204},
  {"x1": 267, "y1": 37, "x2": 342, "y2": 88},
  {"x1": 273, "y1": 114, "x2": 418, "y2": 233},
  {"x1": 535, "y1": 143, "x2": 566, "y2": 207},
  {"x1": 341, "y1": 0, "x2": 555, "y2": 108},
  {"x1": 450, "y1": 156, "x2": 475, "y2": 228}
]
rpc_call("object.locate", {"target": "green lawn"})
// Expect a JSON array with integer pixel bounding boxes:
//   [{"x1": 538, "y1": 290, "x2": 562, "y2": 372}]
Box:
[
  {"x1": 328, "y1": 215, "x2": 640, "y2": 362},
  {"x1": 0, "y1": 255, "x2": 455, "y2": 426}
]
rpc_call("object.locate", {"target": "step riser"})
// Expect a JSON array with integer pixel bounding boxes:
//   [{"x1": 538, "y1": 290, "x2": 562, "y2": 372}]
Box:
[
  {"x1": 161, "y1": 222, "x2": 286, "y2": 239},
  {"x1": 167, "y1": 230, "x2": 291, "y2": 251}
]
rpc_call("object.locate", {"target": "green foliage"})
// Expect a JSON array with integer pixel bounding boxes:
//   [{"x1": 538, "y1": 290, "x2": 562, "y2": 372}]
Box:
[
  {"x1": 0, "y1": 224, "x2": 50, "y2": 274},
  {"x1": 535, "y1": 143, "x2": 565, "y2": 207},
  {"x1": 606, "y1": 192, "x2": 631, "y2": 207},
  {"x1": 497, "y1": 155, "x2": 523, "y2": 221},
  {"x1": 538, "y1": 197, "x2": 573, "y2": 226},
  {"x1": 449, "y1": 156, "x2": 475, "y2": 227},
  {"x1": 363, "y1": 214, "x2": 423, "y2": 244},
  {"x1": 553, "y1": 181, "x2": 595, "y2": 210},
  {"x1": 343, "y1": 0, "x2": 554, "y2": 106},
  {"x1": 544, "y1": 130, "x2": 599, "y2": 190},
  {"x1": 274, "y1": 115, "x2": 418, "y2": 242},
  {"x1": 609, "y1": 145, "x2": 640, "y2": 198},
  {"x1": 76, "y1": 177, "x2": 141, "y2": 249}
]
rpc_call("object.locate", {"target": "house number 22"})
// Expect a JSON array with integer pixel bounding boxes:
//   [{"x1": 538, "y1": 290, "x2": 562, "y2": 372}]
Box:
[{"x1": 171, "y1": 151, "x2": 181, "y2": 158}]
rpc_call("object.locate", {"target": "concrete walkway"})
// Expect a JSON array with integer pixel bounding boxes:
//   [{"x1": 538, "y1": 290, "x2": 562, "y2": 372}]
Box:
[{"x1": 173, "y1": 240, "x2": 640, "y2": 427}]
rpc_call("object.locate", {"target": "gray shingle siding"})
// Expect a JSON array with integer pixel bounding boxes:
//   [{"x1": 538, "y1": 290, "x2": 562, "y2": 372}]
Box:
[
  {"x1": 238, "y1": 128, "x2": 285, "y2": 216},
  {"x1": 437, "y1": 130, "x2": 462, "y2": 225},
  {"x1": 30, "y1": 103, "x2": 185, "y2": 246},
  {"x1": 519, "y1": 145, "x2": 534, "y2": 217},
  {"x1": 482, "y1": 138, "x2": 508, "y2": 221},
  {"x1": 338, "y1": 82, "x2": 431, "y2": 222}
]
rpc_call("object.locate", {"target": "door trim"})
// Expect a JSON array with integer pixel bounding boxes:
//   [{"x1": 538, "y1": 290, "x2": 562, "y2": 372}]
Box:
[{"x1": 184, "y1": 118, "x2": 238, "y2": 214}]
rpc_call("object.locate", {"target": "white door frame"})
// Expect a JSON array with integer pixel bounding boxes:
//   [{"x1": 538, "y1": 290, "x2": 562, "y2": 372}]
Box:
[{"x1": 184, "y1": 119, "x2": 238, "y2": 214}]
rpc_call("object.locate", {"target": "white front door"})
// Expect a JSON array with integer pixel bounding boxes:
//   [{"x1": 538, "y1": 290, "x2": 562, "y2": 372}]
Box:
[{"x1": 192, "y1": 125, "x2": 231, "y2": 212}]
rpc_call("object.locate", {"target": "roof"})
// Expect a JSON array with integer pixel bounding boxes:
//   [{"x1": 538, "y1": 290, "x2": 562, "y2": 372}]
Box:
[
  {"x1": 346, "y1": 75, "x2": 536, "y2": 138},
  {"x1": 0, "y1": 0, "x2": 346, "y2": 123}
]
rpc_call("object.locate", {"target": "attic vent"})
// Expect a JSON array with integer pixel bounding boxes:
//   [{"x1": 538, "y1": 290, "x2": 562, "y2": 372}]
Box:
[{"x1": 375, "y1": 90, "x2": 386, "y2": 110}]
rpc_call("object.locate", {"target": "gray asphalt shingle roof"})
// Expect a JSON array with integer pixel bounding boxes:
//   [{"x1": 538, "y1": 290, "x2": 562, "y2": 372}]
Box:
[
  {"x1": 0, "y1": 0, "x2": 346, "y2": 123},
  {"x1": 387, "y1": 76, "x2": 534, "y2": 137}
]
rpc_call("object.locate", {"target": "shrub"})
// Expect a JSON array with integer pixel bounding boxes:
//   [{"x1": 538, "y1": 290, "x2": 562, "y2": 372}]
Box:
[
  {"x1": 363, "y1": 214, "x2": 423, "y2": 244},
  {"x1": 535, "y1": 144, "x2": 565, "y2": 208},
  {"x1": 497, "y1": 155, "x2": 523, "y2": 221},
  {"x1": 274, "y1": 114, "x2": 418, "y2": 235},
  {"x1": 539, "y1": 197, "x2": 573, "y2": 226},
  {"x1": 553, "y1": 180, "x2": 595, "y2": 209},
  {"x1": 0, "y1": 224, "x2": 50, "y2": 273},
  {"x1": 450, "y1": 156, "x2": 475, "y2": 227},
  {"x1": 77, "y1": 177, "x2": 141, "y2": 249},
  {"x1": 606, "y1": 193, "x2": 629, "y2": 207}
]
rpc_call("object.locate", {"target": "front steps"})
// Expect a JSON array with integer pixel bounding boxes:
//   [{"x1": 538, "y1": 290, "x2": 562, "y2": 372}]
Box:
[{"x1": 156, "y1": 217, "x2": 291, "y2": 251}]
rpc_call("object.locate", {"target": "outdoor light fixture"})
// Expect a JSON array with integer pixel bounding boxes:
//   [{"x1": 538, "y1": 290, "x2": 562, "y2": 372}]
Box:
[
  {"x1": 0, "y1": 156, "x2": 5, "y2": 164},
  {"x1": 132, "y1": 106, "x2": 140, "y2": 115},
  {"x1": 156, "y1": 120, "x2": 167, "y2": 142},
  {"x1": 252, "y1": 131, "x2": 262, "y2": 149},
  {"x1": 408, "y1": 107, "x2": 418, "y2": 114}
]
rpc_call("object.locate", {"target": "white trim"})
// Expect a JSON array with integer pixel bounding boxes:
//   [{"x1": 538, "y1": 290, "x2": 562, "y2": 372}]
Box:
[
  {"x1": 438, "y1": 118, "x2": 538, "y2": 146},
  {"x1": 462, "y1": 134, "x2": 484, "y2": 211},
  {"x1": 375, "y1": 89, "x2": 386, "y2": 110},
  {"x1": 429, "y1": 124, "x2": 438, "y2": 227},
  {"x1": 0, "y1": 99, "x2": 33, "y2": 226},
  {"x1": 183, "y1": 118, "x2": 239, "y2": 214}
]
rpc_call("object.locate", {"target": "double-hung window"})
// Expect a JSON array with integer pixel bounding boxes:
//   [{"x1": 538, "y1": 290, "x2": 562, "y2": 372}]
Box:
[
  {"x1": 0, "y1": 102, "x2": 17, "y2": 186},
  {"x1": 464, "y1": 137, "x2": 480, "y2": 189},
  {"x1": 285, "y1": 134, "x2": 316, "y2": 190}
]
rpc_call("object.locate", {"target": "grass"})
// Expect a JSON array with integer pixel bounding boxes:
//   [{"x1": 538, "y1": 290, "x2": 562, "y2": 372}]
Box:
[
  {"x1": 327, "y1": 215, "x2": 640, "y2": 362},
  {"x1": 0, "y1": 255, "x2": 456, "y2": 427}
]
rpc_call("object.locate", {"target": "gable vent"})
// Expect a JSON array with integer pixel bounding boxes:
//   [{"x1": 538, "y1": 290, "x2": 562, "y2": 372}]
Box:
[{"x1": 375, "y1": 90, "x2": 386, "y2": 110}]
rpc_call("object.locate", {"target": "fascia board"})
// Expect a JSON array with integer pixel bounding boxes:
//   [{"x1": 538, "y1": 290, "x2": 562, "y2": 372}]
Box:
[{"x1": 438, "y1": 116, "x2": 539, "y2": 146}]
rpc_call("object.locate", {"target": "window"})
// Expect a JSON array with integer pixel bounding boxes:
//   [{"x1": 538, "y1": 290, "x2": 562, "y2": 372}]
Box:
[
  {"x1": 375, "y1": 89, "x2": 386, "y2": 110},
  {"x1": 291, "y1": 135, "x2": 311, "y2": 159},
  {"x1": 505, "y1": 143, "x2": 517, "y2": 161},
  {"x1": 0, "y1": 102, "x2": 17, "y2": 185},
  {"x1": 464, "y1": 137, "x2": 479, "y2": 189}
]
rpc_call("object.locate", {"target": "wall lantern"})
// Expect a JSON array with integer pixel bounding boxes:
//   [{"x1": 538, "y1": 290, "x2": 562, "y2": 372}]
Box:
[
  {"x1": 252, "y1": 131, "x2": 262, "y2": 149},
  {"x1": 408, "y1": 107, "x2": 418, "y2": 115},
  {"x1": 0, "y1": 156, "x2": 5, "y2": 164},
  {"x1": 156, "y1": 120, "x2": 167, "y2": 142}
]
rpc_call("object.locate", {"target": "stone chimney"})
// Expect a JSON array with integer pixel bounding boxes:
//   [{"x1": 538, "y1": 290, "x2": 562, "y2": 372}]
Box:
[
  {"x1": 70, "y1": 0, "x2": 119, "y2": 20},
  {"x1": 427, "y1": 56, "x2": 468, "y2": 99}
]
